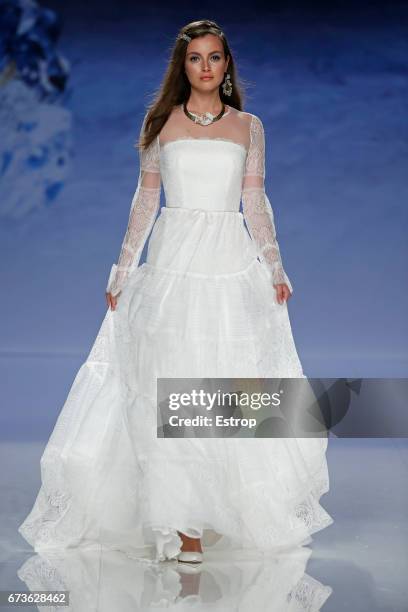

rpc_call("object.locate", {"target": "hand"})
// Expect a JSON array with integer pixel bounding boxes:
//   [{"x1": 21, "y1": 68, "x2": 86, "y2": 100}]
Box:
[
  {"x1": 106, "y1": 291, "x2": 120, "y2": 311},
  {"x1": 273, "y1": 283, "x2": 292, "y2": 305}
]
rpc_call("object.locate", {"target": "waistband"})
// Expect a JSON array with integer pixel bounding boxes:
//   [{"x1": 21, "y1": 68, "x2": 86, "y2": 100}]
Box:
[{"x1": 162, "y1": 206, "x2": 243, "y2": 216}]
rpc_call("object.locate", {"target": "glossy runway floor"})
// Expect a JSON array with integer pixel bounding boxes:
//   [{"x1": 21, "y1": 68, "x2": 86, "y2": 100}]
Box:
[{"x1": 0, "y1": 438, "x2": 407, "y2": 611}]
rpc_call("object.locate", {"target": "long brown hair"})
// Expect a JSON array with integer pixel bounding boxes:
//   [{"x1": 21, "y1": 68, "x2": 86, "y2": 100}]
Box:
[{"x1": 137, "y1": 20, "x2": 245, "y2": 151}]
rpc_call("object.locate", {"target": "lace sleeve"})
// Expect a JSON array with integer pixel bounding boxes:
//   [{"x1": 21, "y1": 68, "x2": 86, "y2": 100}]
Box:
[
  {"x1": 106, "y1": 113, "x2": 161, "y2": 297},
  {"x1": 241, "y1": 114, "x2": 293, "y2": 294}
]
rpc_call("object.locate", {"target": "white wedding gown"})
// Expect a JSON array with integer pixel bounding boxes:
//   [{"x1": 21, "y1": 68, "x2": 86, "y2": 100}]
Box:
[{"x1": 18, "y1": 104, "x2": 334, "y2": 563}]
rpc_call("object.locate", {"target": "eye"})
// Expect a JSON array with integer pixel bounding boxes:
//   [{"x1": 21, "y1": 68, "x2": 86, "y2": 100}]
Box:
[{"x1": 189, "y1": 54, "x2": 222, "y2": 63}]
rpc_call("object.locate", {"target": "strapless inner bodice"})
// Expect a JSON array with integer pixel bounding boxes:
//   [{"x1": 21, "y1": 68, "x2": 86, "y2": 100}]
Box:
[{"x1": 159, "y1": 138, "x2": 248, "y2": 212}]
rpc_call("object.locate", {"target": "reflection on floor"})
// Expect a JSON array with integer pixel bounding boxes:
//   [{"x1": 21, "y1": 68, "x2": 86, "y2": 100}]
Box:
[
  {"x1": 15, "y1": 546, "x2": 331, "y2": 610},
  {"x1": 0, "y1": 439, "x2": 407, "y2": 611}
]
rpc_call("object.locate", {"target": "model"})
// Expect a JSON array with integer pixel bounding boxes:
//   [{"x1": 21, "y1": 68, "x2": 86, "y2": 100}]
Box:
[{"x1": 18, "y1": 19, "x2": 333, "y2": 565}]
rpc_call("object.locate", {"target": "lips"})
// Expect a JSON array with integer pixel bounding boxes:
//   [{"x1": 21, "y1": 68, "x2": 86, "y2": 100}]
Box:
[{"x1": 200, "y1": 76, "x2": 213, "y2": 80}]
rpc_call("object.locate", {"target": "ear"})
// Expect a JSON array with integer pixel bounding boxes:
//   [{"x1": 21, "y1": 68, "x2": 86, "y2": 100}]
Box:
[{"x1": 226, "y1": 54, "x2": 230, "y2": 71}]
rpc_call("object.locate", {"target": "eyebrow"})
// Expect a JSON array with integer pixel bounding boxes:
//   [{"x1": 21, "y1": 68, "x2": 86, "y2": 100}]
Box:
[{"x1": 186, "y1": 50, "x2": 223, "y2": 56}]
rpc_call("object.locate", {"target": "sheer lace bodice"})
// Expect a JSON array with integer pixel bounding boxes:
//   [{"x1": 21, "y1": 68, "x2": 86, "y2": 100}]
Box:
[{"x1": 106, "y1": 104, "x2": 293, "y2": 297}]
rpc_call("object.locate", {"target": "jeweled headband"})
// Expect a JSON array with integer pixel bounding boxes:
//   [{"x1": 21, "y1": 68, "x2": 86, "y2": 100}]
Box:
[{"x1": 178, "y1": 31, "x2": 224, "y2": 43}]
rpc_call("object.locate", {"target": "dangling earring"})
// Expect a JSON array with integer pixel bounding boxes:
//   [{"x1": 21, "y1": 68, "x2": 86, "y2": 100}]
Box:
[{"x1": 222, "y1": 72, "x2": 232, "y2": 97}]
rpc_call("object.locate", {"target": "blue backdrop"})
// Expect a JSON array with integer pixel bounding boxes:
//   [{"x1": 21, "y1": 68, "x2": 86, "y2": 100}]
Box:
[{"x1": 1, "y1": 0, "x2": 407, "y2": 440}]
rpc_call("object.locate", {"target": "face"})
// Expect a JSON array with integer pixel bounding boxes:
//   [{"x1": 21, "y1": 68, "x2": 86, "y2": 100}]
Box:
[{"x1": 184, "y1": 33, "x2": 230, "y2": 92}]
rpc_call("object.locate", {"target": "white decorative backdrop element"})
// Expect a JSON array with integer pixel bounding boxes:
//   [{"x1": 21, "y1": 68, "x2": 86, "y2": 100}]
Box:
[{"x1": 0, "y1": 79, "x2": 72, "y2": 220}]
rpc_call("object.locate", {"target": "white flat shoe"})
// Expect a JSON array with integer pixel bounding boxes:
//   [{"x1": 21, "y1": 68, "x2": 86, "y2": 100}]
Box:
[
  {"x1": 177, "y1": 550, "x2": 203, "y2": 563},
  {"x1": 176, "y1": 562, "x2": 203, "y2": 574}
]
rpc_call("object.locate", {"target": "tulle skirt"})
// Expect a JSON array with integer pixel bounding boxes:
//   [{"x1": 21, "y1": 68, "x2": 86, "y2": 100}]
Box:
[{"x1": 18, "y1": 207, "x2": 334, "y2": 562}]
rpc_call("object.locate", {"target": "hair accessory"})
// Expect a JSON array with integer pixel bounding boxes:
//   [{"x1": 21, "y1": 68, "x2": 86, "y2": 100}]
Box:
[{"x1": 179, "y1": 33, "x2": 192, "y2": 43}]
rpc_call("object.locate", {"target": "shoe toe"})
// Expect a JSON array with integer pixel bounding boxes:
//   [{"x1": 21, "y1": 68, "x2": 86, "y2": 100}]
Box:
[{"x1": 177, "y1": 551, "x2": 203, "y2": 563}]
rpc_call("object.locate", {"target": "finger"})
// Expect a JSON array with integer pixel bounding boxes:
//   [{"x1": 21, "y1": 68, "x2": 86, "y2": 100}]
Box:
[{"x1": 280, "y1": 286, "x2": 287, "y2": 305}]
